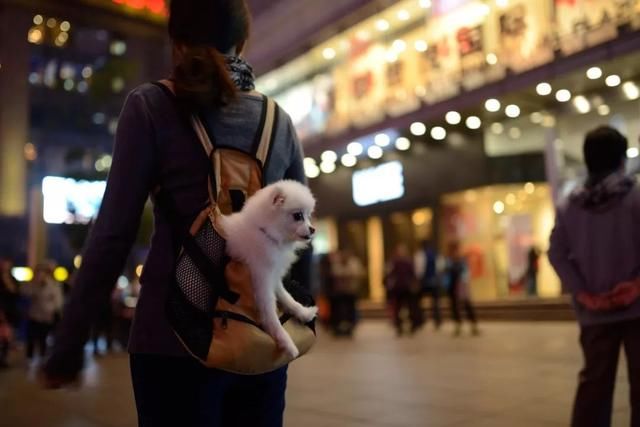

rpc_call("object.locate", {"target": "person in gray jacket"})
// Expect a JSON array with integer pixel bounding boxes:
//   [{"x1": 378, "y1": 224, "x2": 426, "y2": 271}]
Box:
[{"x1": 549, "y1": 126, "x2": 640, "y2": 427}]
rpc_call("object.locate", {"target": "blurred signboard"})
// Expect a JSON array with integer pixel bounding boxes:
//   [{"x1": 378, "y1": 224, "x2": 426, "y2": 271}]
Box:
[
  {"x1": 42, "y1": 177, "x2": 106, "y2": 225},
  {"x1": 80, "y1": 0, "x2": 167, "y2": 21},
  {"x1": 263, "y1": 0, "x2": 640, "y2": 142},
  {"x1": 352, "y1": 161, "x2": 405, "y2": 207}
]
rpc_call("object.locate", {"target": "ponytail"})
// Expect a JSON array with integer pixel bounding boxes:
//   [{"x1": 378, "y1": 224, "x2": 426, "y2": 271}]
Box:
[{"x1": 172, "y1": 44, "x2": 237, "y2": 109}]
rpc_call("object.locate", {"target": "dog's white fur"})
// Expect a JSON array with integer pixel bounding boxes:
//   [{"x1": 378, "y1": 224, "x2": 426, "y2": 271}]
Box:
[{"x1": 219, "y1": 180, "x2": 318, "y2": 358}]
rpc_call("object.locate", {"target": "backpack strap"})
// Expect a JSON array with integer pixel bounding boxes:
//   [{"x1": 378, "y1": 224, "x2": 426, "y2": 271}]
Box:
[{"x1": 253, "y1": 96, "x2": 278, "y2": 168}]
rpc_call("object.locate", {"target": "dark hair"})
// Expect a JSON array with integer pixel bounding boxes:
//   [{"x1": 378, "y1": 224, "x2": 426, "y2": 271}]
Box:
[
  {"x1": 168, "y1": 0, "x2": 251, "y2": 108},
  {"x1": 583, "y1": 126, "x2": 628, "y2": 184}
]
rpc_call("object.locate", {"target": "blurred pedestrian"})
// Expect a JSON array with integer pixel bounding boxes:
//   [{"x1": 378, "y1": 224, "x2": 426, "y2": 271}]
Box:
[
  {"x1": 386, "y1": 244, "x2": 422, "y2": 336},
  {"x1": 330, "y1": 250, "x2": 364, "y2": 337},
  {"x1": 0, "y1": 258, "x2": 19, "y2": 329},
  {"x1": 525, "y1": 246, "x2": 540, "y2": 297},
  {"x1": 444, "y1": 241, "x2": 479, "y2": 337},
  {"x1": 415, "y1": 240, "x2": 443, "y2": 330},
  {"x1": 22, "y1": 263, "x2": 63, "y2": 360},
  {"x1": 42, "y1": 1, "x2": 308, "y2": 425},
  {"x1": 549, "y1": 126, "x2": 640, "y2": 427}
]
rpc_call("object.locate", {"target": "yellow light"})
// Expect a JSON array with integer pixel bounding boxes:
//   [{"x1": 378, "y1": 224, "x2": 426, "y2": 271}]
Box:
[
  {"x1": 605, "y1": 74, "x2": 621, "y2": 87},
  {"x1": 321, "y1": 150, "x2": 337, "y2": 163},
  {"x1": 135, "y1": 264, "x2": 144, "y2": 278},
  {"x1": 367, "y1": 145, "x2": 383, "y2": 160},
  {"x1": 430, "y1": 126, "x2": 447, "y2": 141},
  {"x1": 410, "y1": 122, "x2": 426, "y2": 136},
  {"x1": 506, "y1": 193, "x2": 516, "y2": 205},
  {"x1": 33, "y1": 15, "x2": 44, "y2": 25},
  {"x1": 524, "y1": 182, "x2": 536, "y2": 194},
  {"x1": 445, "y1": 111, "x2": 461, "y2": 125},
  {"x1": 419, "y1": 0, "x2": 432, "y2": 8},
  {"x1": 412, "y1": 211, "x2": 427, "y2": 226},
  {"x1": 375, "y1": 19, "x2": 390, "y2": 32},
  {"x1": 485, "y1": 98, "x2": 501, "y2": 112},
  {"x1": 46, "y1": 17, "x2": 57, "y2": 28},
  {"x1": 586, "y1": 66, "x2": 602, "y2": 80},
  {"x1": 496, "y1": 0, "x2": 509, "y2": 7},
  {"x1": 505, "y1": 104, "x2": 521, "y2": 118},
  {"x1": 305, "y1": 164, "x2": 320, "y2": 179},
  {"x1": 24, "y1": 143, "x2": 37, "y2": 161},
  {"x1": 347, "y1": 142, "x2": 363, "y2": 156},
  {"x1": 555, "y1": 89, "x2": 572, "y2": 102},
  {"x1": 320, "y1": 161, "x2": 336, "y2": 174},
  {"x1": 466, "y1": 116, "x2": 482, "y2": 130},
  {"x1": 73, "y1": 255, "x2": 82, "y2": 269},
  {"x1": 414, "y1": 40, "x2": 428, "y2": 52},
  {"x1": 493, "y1": 201, "x2": 505, "y2": 214},
  {"x1": 341, "y1": 154, "x2": 357, "y2": 167},
  {"x1": 395, "y1": 137, "x2": 411, "y2": 151},
  {"x1": 322, "y1": 47, "x2": 336, "y2": 60},
  {"x1": 28, "y1": 28, "x2": 43, "y2": 44},
  {"x1": 397, "y1": 9, "x2": 410, "y2": 21},
  {"x1": 53, "y1": 267, "x2": 69, "y2": 282},
  {"x1": 391, "y1": 39, "x2": 406, "y2": 53},
  {"x1": 60, "y1": 21, "x2": 71, "y2": 32},
  {"x1": 536, "y1": 82, "x2": 552, "y2": 96},
  {"x1": 486, "y1": 53, "x2": 498, "y2": 65},
  {"x1": 11, "y1": 267, "x2": 34, "y2": 282}
]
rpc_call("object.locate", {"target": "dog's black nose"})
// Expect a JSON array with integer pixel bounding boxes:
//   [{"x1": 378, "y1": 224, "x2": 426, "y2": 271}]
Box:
[{"x1": 309, "y1": 226, "x2": 316, "y2": 235}]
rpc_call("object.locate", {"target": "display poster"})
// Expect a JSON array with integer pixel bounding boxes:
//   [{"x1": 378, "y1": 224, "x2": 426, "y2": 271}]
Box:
[
  {"x1": 554, "y1": 0, "x2": 618, "y2": 55},
  {"x1": 499, "y1": 0, "x2": 554, "y2": 73},
  {"x1": 384, "y1": 32, "x2": 422, "y2": 117},
  {"x1": 347, "y1": 44, "x2": 387, "y2": 128},
  {"x1": 505, "y1": 214, "x2": 533, "y2": 294}
]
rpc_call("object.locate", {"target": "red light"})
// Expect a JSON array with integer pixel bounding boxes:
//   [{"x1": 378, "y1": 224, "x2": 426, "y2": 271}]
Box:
[{"x1": 111, "y1": 0, "x2": 166, "y2": 15}]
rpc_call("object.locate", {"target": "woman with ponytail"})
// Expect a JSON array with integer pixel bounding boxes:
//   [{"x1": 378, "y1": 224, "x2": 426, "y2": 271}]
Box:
[{"x1": 42, "y1": 1, "x2": 307, "y2": 425}]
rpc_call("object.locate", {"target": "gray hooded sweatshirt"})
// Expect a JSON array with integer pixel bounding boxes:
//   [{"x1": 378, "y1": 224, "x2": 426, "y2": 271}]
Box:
[{"x1": 549, "y1": 172, "x2": 640, "y2": 326}]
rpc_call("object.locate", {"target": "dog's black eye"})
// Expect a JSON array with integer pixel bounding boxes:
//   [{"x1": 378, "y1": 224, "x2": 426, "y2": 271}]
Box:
[{"x1": 292, "y1": 212, "x2": 304, "y2": 222}]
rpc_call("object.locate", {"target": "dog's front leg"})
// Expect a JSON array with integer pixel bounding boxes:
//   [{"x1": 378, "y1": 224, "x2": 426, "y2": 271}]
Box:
[
  {"x1": 252, "y1": 268, "x2": 299, "y2": 358},
  {"x1": 276, "y1": 281, "x2": 318, "y2": 324}
]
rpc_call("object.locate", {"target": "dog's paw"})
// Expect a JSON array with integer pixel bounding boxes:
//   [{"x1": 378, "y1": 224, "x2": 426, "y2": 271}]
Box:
[
  {"x1": 296, "y1": 306, "x2": 318, "y2": 323},
  {"x1": 275, "y1": 333, "x2": 300, "y2": 359}
]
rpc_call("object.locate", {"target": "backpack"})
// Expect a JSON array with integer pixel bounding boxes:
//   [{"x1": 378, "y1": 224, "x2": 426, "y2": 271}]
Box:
[{"x1": 152, "y1": 81, "x2": 316, "y2": 375}]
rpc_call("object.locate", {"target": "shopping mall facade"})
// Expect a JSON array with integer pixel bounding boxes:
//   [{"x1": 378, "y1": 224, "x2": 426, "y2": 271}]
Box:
[{"x1": 1, "y1": 0, "x2": 640, "y2": 303}]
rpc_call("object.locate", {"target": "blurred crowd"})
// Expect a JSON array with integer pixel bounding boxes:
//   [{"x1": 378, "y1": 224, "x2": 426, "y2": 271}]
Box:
[
  {"x1": 316, "y1": 240, "x2": 480, "y2": 339},
  {"x1": 0, "y1": 258, "x2": 139, "y2": 369}
]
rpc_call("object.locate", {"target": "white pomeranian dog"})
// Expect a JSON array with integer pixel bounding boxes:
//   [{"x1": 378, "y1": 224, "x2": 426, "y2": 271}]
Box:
[{"x1": 219, "y1": 179, "x2": 318, "y2": 358}]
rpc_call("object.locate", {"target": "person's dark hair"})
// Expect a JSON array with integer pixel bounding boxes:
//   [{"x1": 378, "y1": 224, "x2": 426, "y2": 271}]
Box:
[
  {"x1": 168, "y1": 0, "x2": 251, "y2": 108},
  {"x1": 583, "y1": 126, "x2": 628, "y2": 184}
]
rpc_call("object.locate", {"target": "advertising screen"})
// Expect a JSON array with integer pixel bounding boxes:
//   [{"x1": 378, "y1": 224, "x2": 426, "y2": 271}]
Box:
[
  {"x1": 352, "y1": 161, "x2": 405, "y2": 207},
  {"x1": 42, "y1": 176, "x2": 106, "y2": 224}
]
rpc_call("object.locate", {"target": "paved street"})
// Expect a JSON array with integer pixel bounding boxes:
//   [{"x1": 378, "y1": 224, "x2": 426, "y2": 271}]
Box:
[{"x1": 0, "y1": 321, "x2": 632, "y2": 426}]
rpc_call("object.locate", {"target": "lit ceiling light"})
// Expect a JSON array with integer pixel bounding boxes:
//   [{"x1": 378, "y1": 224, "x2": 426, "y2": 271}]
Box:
[
  {"x1": 110, "y1": 40, "x2": 127, "y2": 56},
  {"x1": 397, "y1": 9, "x2": 411, "y2": 21},
  {"x1": 597, "y1": 104, "x2": 610, "y2": 116},
  {"x1": 385, "y1": 51, "x2": 398, "y2": 63},
  {"x1": 622, "y1": 81, "x2": 640, "y2": 100},
  {"x1": 486, "y1": 53, "x2": 498, "y2": 65},
  {"x1": 505, "y1": 193, "x2": 516, "y2": 205},
  {"x1": 505, "y1": 104, "x2": 521, "y2": 118},
  {"x1": 536, "y1": 82, "x2": 552, "y2": 96},
  {"x1": 493, "y1": 201, "x2": 505, "y2": 214},
  {"x1": 542, "y1": 115, "x2": 557, "y2": 128},
  {"x1": 530, "y1": 112, "x2": 543, "y2": 124},
  {"x1": 524, "y1": 182, "x2": 536, "y2": 194},
  {"x1": 490, "y1": 122, "x2": 504, "y2": 134},
  {"x1": 46, "y1": 17, "x2": 57, "y2": 28},
  {"x1": 63, "y1": 79, "x2": 74, "y2": 91},
  {"x1": 627, "y1": 147, "x2": 639, "y2": 159},
  {"x1": 509, "y1": 127, "x2": 522, "y2": 139},
  {"x1": 430, "y1": 126, "x2": 447, "y2": 141},
  {"x1": 375, "y1": 19, "x2": 390, "y2": 32},
  {"x1": 392, "y1": 39, "x2": 406, "y2": 53},
  {"x1": 485, "y1": 98, "x2": 501, "y2": 112},
  {"x1": 320, "y1": 161, "x2": 336, "y2": 174},
  {"x1": 573, "y1": 95, "x2": 591, "y2": 114},
  {"x1": 555, "y1": 89, "x2": 572, "y2": 102},
  {"x1": 466, "y1": 116, "x2": 482, "y2": 130},
  {"x1": 367, "y1": 145, "x2": 383, "y2": 159},
  {"x1": 33, "y1": 14, "x2": 43, "y2": 25},
  {"x1": 586, "y1": 66, "x2": 602, "y2": 80},
  {"x1": 111, "y1": 77, "x2": 125, "y2": 93},
  {"x1": 414, "y1": 40, "x2": 428, "y2": 52},
  {"x1": 605, "y1": 74, "x2": 621, "y2": 87},
  {"x1": 322, "y1": 47, "x2": 336, "y2": 60},
  {"x1": 304, "y1": 157, "x2": 316, "y2": 167},
  {"x1": 355, "y1": 30, "x2": 370, "y2": 41},
  {"x1": 410, "y1": 122, "x2": 427, "y2": 136},
  {"x1": 347, "y1": 142, "x2": 363, "y2": 156},
  {"x1": 305, "y1": 163, "x2": 320, "y2": 179},
  {"x1": 419, "y1": 0, "x2": 432, "y2": 8},
  {"x1": 341, "y1": 154, "x2": 357, "y2": 167},
  {"x1": 395, "y1": 137, "x2": 411, "y2": 151},
  {"x1": 496, "y1": 0, "x2": 509, "y2": 7},
  {"x1": 375, "y1": 133, "x2": 391, "y2": 147},
  {"x1": 60, "y1": 21, "x2": 71, "y2": 32},
  {"x1": 445, "y1": 111, "x2": 461, "y2": 125},
  {"x1": 321, "y1": 150, "x2": 337, "y2": 163}
]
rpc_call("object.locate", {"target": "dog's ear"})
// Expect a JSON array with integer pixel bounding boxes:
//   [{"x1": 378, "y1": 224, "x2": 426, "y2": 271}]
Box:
[{"x1": 271, "y1": 187, "x2": 285, "y2": 207}]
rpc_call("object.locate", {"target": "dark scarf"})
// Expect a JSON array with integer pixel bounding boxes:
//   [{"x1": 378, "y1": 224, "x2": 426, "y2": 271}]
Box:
[
  {"x1": 224, "y1": 55, "x2": 255, "y2": 91},
  {"x1": 571, "y1": 171, "x2": 635, "y2": 210}
]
